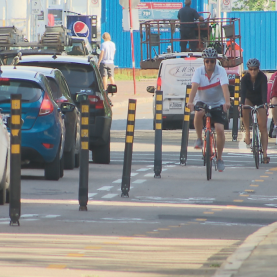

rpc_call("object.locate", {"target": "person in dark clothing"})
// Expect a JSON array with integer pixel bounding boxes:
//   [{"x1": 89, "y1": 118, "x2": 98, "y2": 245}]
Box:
[
  {"x1": 177, "y1": 0, "x2": 204, "y2": 52},
  {"x1": 241, "y1": 58, "x2": 269, "y2": 163}
]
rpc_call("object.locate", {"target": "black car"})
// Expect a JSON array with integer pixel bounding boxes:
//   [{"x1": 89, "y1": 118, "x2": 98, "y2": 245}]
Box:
[
  {"x1": 6, "y1": 65, "x2": 81, "y2": 169},
  {"x1": 16, "y1": 54, "x2": 117, "y2": 164}
]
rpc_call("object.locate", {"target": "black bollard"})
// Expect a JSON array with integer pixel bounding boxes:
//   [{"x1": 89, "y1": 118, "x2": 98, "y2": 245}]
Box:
[
  {"x1": 78, "y1": 98, "x2": 89, "y2": 211},
  {"x1": 180, "y1": 85, "x2": 192, "y2": 165},
  {"x1": 9, "y1": 94, "x2": 22, "y2": 226},
  {"x1": 154, "y1": 90, "x2": 163, "y2": 178},
  {"x1": 232, "y1": 76, "x2": 240, "y2": 141},
  {"x1": 121, "y1": 99, "x2": 137, "y2": 197}
]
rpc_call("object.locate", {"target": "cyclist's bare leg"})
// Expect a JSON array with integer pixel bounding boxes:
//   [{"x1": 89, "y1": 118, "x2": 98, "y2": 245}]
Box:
[
  {"x1": 271, "y1": 97, "x2": 277, "y2": 126},
  {"x1": 257, "y1": 108, "x2": 268, "y2": 158},
  {"x1": 242, "y1": 98, "x2": 253, "y2": 145},
  {"x1": 194, "y1": 110, "x2": 204, "y2": 139},
  {"x1": 215, "y1": 123, "x2": 225, "y2": 160}
]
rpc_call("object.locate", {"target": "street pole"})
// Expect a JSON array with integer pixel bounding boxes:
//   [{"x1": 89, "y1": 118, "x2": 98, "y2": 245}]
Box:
[{"x1": 129, "y1": 0, "x2": 137, "y2": 95}]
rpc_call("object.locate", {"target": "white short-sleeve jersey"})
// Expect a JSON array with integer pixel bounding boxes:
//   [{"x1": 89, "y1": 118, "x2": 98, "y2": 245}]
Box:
[
  {"x1": 100, "y1": 41, "x2": 116, "y2": 64},
  {"x1": 191, "y1": 64, "x2": 229, "y2": 108}
]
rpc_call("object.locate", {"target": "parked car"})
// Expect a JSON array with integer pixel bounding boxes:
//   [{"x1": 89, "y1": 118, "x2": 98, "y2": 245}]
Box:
[
  {"x1": 147, "y1": 56, "x2": 229, "y2": 130},
  {"x1": 16, "y1": 54, "x2": 117, "y2": 164},
  {"x1": 0, "y1": 112, "x2": 10, "y2": 204},
  {"x1": 5, "y1": 65, "x2": 81, "y2": 169},
  {"x1": 64, "y1": 37, "x2": 94, "y2": 56},
  {"x1": 0, "y1": 67, "x2": 71, "y2": 180}
]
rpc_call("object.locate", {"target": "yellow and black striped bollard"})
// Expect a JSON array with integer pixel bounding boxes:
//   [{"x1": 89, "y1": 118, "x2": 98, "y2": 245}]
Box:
[
  {"x1": 78, "y1": 99, "x2": 90, "y2": 211},
  {"x1": 180, "y1": 85, "x2": 191, "y2": 165},
  {"x1": 154, "y1": 90, "x2": 163, "y2": 178},
  {"x1": 121, "y1": 99, "x2": 137, "y2": 197},
  {"x1": 232, "y1": 75, "x2": 240, "y2": 141},
  {"x1": 9, "y1": 94, "x2": 22, "y2": 226}
]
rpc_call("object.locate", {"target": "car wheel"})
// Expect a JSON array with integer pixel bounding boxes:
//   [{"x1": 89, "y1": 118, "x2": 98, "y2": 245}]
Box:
[
  {"x1": 75, "y1": 152, "x2": 80, "y2": 168},
  {"x1": 45, "y1": 146, "x2": 61, "y2": 181},
  {"x1": 92, "y1": 133, "x2": 110, "y2": 164},
  {"x1": 64, "y1": 142, "x2": 75, "y2": 170},
  {"x1": 60, "y1": 154, "x2": 64, "y2": 178}
]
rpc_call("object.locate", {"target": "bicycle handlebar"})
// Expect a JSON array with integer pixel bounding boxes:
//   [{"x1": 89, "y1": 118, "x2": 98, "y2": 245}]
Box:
[
  {"x1": 241, "y1": 104, "x2": 267, "y2": 111},
  {"x1": 194, "y1": 104, "x2": 223, "y2": 112}
]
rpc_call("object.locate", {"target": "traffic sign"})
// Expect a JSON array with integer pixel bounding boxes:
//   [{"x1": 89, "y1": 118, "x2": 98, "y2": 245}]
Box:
[
  {"x1": 32, "y1": 0, "x2": 41, "y2": 15},
  {"x1": 119, "y1": 0, "x2": 140, "y2": 9},
  {"x1": 222, "y1": 0, "x2": 232, "y2": 12}
]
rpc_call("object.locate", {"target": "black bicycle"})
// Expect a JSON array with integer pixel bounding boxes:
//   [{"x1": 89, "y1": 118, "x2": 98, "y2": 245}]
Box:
[{"x1": 241, "y1": 104, "x2": 266, "y2": 169}]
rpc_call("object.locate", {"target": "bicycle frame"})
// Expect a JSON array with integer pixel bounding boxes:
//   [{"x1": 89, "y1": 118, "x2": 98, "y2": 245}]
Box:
[
  {"x1": 242, "y1": 104, "x2": 264, "y2": 168},
  {"x1": 203, "y1": 112, "x2": 217, "y2": 164},
  {"x1": 195, "y1": 105, "x2": 218, "y2": 180}
]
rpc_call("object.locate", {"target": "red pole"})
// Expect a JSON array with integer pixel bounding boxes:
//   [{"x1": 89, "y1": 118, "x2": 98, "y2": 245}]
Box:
[{"x1": 129, "y1": 0, "x2": 136, "y2": 95}]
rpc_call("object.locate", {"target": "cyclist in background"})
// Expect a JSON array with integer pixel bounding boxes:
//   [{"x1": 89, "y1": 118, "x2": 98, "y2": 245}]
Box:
[
  {"x1": 241, "y1": 58, "x2": 269, "y2": 163},
  {"x1": 187, "y1": 47, "x2": 230, "y2": 172}
]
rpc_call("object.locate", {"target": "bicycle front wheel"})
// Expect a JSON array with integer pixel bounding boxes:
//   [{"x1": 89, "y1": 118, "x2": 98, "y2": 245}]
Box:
[
  {"x1": 206, "y1": 130, "x2": 212, "y2": 180},
  {"x1": 253, "y1": 124, "x2": 259, "y2": 169}
]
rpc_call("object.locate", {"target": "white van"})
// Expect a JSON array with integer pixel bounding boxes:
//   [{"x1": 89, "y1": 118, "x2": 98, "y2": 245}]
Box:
[{"x1": 147, "y1": 56, "x2": 226, "y2": 129}]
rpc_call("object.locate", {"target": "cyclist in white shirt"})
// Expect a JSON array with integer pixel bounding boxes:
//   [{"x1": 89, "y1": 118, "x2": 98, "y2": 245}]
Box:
[
  {"x1": 98, "y1": 32, "x2": 116, "y2": 90},
  {"x1": 187, "y1": 47, "x2": 230, "y2": 172}
]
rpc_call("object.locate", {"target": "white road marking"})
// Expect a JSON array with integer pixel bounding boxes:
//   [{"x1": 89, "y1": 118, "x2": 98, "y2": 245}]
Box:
[
  {"x1": 101, "y1": 194, "x2": 118, "y2": 199},
  {"x1": 112, "y1": 179, "x2": 121, "y2": 183},
  {"x1": 132, "y1": 196, "x2": 215, "y2": 204},
  {"x1": 136, "y1": 168, "x2": 151, "y2": 171},
  {"x1": 97, "y1": 186, "x2": 113, "y2": 191},
  {"x1": 21, "y1": 214, "x2": 39, "y2": 218},
  {"x1": 132, "y1": 179, "x2": 146, "y2": 184},
  {"x1": 88, "y1": 193, "x2": 97, "y2": 198},
  {"x1": 144, "y1": 173, "x2": 154, "y2": 177},
  {"x1": 165, "y1": 165, "x2": 176, "y2": 168},
  {"x1": 43, "y1": 215, "x2": 60, "y2": 218},
  {"x1": 131, "y1": 173, "x2": 138, "y2": 176},
  {"x1": 117, "y1": 187, "x2": 134, "y2": 191}
]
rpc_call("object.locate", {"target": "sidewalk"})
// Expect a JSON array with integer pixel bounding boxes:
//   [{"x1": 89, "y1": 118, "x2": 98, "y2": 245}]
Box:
[
  {"x1": 213, "y1": 222, "x2": 277, "y2": 277},
  {"x1": 111, "y1": 79, "x2": 155, "y2": 108},
  {"x1": 112, "y1": 80, "x2": 277, "y2": 277}
]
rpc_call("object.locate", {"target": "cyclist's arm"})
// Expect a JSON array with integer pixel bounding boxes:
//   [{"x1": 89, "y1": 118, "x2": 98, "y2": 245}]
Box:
[
  {"x1": 261, "y1": 74, "x2": 268, "y2": 104},
  {"x1": 240, "y1": 77, "x2": 246, "y2": 105},
  {"x1": 187, "y1": 82, "x2": 199, "y2": 110}
]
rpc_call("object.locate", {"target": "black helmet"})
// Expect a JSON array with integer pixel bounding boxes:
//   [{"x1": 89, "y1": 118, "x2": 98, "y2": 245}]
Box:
[
  {"x1": 202, "y1": 47, "x2": 218, "y2": 59},
  {"x1": 247, "y1": 58, "x2": 260, "y2": 68}
]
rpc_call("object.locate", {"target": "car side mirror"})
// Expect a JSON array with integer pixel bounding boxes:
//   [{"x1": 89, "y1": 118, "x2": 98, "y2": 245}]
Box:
[
  {"x1": 60, "y1": 102, "x2": 75, "y2": 113},
  {"x1": 146, "y1": 86, "x2": 155, "y2": 93},
  {"x1": 6, "y1": 117, "x2": 24, "y2": 128},
  {"x1": 75, "y1": 93, "x2": 88, "y2": 103},
  {"x1": 106, "y1": 84, "x2": 117, "y2": 94}
]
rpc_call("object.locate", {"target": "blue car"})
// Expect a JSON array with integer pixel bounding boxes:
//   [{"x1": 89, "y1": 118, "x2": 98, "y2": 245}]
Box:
[{"x1": 0, "y1": 67, "x2": 66, "y2": 180}]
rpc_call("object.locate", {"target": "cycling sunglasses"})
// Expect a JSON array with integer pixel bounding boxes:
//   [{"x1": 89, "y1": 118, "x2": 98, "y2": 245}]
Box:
[
  {"x1": 204, "y1": 59, "x2": 215, "y2": 64},
  {"x1": 248, "y1": 67, "x2": 259, "y2": 71}
]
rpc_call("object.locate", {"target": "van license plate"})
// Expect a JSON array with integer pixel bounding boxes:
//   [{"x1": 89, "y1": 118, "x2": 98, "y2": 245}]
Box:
[{"x1": 169, "y1": 102, "x2": 182, "y2": 109}]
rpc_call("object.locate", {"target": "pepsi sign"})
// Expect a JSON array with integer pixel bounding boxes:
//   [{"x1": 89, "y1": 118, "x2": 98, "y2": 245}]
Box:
[{"x1": 67, "y1": 15, "x2": 92, "y2": 41}]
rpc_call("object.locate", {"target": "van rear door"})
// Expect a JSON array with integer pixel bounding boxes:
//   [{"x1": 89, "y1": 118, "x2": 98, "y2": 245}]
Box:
[{"x1": 161, "y1": 57, "x2": 203, "y2": 115}]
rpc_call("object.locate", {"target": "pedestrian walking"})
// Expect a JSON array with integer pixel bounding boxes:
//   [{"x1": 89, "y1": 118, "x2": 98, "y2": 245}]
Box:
[
  {"x1": 177, "y1": 0, "x2": 204, "y2": 52},
  {"x1": 98, "y1": 32, "x2": 116, "y2": 90}
]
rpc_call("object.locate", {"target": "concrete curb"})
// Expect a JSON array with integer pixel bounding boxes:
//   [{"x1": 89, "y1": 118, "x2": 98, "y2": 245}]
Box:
[
  {"x1": 213, "y1": 222, "x2": 277, "y2": 277},
  {"x1": 112, "y1": 97, "x2": 153, "y2": 108}
]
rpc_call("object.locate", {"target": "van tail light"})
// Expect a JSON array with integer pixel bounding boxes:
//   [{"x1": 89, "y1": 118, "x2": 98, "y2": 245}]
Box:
[
  {"x1": 39, "y1": 93, "x2": 54, "y2": 116},
  {"x1": 157, "y1": 77, "x2": 162, "y2": 91},
  {"x1": 88, "y1": 94, "x2": 104, "y2": 109},
  {"x1": 42, "y1": 143, "x2": 54, "y2": 149}
]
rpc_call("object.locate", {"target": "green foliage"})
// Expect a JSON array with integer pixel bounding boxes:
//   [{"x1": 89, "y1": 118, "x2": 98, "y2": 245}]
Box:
[{"x1": 232, "y1": 0, "x2": 275, "y2": 11}]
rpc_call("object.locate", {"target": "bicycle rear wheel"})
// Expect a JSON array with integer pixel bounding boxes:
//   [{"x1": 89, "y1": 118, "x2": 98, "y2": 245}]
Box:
[
  {"x1": 206, "y1": 130, "x2": 212, "y2": 180},
  {"x1": 253, "y1": 125, "x2": 259, "y2": 169}
]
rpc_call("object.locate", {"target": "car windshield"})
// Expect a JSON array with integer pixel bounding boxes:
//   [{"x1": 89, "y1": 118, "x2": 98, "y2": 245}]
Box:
[
  {"x1": 0, "y1": 79, "x2": 42, "y2": 103},
  {"x1": 64, "y1": 42, "x2": 86, "y2": 55},
  {"x1": 19, "y1": 62, "x2": 98, "y2": 95}
]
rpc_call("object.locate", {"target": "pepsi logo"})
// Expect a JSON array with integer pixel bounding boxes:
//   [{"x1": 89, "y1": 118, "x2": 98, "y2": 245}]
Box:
[{"x1": 73, "y1": 21, "x2": 89, "y2": 37}]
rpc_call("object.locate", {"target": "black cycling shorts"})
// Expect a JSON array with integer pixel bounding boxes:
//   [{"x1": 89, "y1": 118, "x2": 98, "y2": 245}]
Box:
[{"x1": 196, "y1": 101, "x2": 227, "y2": 125}]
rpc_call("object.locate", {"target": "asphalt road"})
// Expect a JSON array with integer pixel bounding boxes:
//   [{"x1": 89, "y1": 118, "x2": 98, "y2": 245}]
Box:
[{"x1": 1, "y1": 101, "x2": 277, "y2": 277}]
